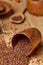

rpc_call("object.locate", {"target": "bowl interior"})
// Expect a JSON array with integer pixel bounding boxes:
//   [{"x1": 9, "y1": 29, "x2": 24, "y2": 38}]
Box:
[{"x1": 12, "y1": 34, "x2": 31, "y2": 47}]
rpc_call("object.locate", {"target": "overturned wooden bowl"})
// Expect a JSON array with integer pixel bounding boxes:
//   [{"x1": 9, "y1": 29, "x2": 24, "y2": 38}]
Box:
[
  {"x1": 12, "y1": 28, "x2": 42, "y2": 56},
  {"x1": 27, "y1": 0, "x2": 43, "y2": 16}
]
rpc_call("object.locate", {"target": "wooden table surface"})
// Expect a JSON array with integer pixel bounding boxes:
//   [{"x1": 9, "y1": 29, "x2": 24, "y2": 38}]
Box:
[{"x1": 0, "y1": 0, "x2": 43, "y2": 65}]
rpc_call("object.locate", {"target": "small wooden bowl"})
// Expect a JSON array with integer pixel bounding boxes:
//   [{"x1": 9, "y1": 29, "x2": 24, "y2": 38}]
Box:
[
  {"x1": 12, "y1": 28, "x2": 42, "y2": 56},
  {"x1": 27, "y1": 0, "x2": 43, "y2": 16},
  {"x1": 0, "y1": 1, "x2": 12, "y2": 16},
  {"x1": 10, "y1": 13, "x2": 25, "y2": 24}
]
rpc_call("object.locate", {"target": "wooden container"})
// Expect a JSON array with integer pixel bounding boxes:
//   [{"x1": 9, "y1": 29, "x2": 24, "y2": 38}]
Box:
[
  {"x1": 12, "y1": 28, "x2": 42, "y2": 56},
  {"x1": 0, "y1": 1, "x2": 12, "y2": 16},
  {"x1": 27, "y1": 0, "x2": 43, "y2": 16}
]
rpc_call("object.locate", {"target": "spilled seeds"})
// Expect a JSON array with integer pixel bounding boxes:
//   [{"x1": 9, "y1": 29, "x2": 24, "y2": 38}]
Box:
[{"x1": 0, "y1": 36, "x2": 32, "y2": 65}]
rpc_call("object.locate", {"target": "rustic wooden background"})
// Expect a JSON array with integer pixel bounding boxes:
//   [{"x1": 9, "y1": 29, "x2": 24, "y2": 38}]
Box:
[{"x1": 0, "y1": 0, "x2": 43, "y2": 65}]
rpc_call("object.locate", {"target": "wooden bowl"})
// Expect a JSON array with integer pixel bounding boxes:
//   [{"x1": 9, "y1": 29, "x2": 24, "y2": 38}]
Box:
[
  {"x1": 27, "y1": 0, "x2": 43, "y2": 16},
  {"x1": 12, "y1": 28, "x2": 42, "y2": 56},
  {"x1": 0, "y1": 1, "x2": 12, "y2": 16}
]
